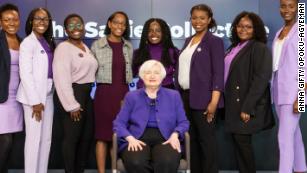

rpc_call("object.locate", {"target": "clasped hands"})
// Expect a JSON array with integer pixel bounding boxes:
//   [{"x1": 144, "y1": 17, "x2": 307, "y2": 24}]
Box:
[
  {"x1": 32, "y1": 103, "x2": 44, "y2": 122},
  {"x1": 240, "y1": 112, "x2": 250, "y2": 123},
  {"x1": 125, "y1": 132, "x2": 181, "y2": 153}
]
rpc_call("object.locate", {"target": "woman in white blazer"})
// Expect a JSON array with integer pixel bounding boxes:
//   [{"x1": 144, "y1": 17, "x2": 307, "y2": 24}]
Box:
[{"x1": 16, "y1": 7, "x2": 55, "y2": 173}]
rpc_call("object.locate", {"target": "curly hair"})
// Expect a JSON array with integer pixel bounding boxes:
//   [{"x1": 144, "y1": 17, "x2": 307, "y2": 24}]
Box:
[
  {"x1": 229, "y1": 11, "x2": 267, "y2": 50},
  {"x1": 25, "y1": 7, "x2": 55, "y2": 51},
  {"x1": 190, "y1": 4, "x2": 217, "y2": 32},
  {"x1": 132, "y1": 18, "x2": 176, "y2": 69},
  {"x1": 104, "y1": 11, "x2": 130, "y2": 40},
  {"x1": 0, "y1": 3, "x2": 19, "y2": 19}
]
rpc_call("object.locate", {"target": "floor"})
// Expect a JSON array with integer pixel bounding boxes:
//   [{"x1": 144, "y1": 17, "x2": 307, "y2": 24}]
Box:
[{"x1": 8, "y1": 170, "x2": 278, "y2": 173}]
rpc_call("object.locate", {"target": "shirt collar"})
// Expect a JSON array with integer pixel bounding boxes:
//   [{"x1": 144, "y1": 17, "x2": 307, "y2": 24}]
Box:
[
  {"x1": 97, "y1": 36, "x2": 130, "y2": 48},
  {"x1": 141, "y1": 86, "x2": 163, "y2": 101}
]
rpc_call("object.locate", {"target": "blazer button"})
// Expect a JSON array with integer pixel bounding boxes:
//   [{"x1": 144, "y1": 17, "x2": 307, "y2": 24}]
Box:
[
  {"x1": 236, "y1": 98, "x2": 240, "y2": 102},
  {"x1": 236, "y1": 86, "x2": 240, "y2": 90}
]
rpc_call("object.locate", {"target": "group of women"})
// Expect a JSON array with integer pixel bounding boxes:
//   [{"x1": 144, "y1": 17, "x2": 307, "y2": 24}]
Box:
[{"x1": 0, "y1": 0, "x2": 305, "y2": 173}]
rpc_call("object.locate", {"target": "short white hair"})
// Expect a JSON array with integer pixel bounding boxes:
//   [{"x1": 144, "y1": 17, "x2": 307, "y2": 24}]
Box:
[{"x1": 138, "y1": 60, "x2": 167, "y2": 80}]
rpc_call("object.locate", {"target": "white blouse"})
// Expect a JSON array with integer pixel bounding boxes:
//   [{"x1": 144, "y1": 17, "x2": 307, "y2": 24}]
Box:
[
  {"x1": 178, "y1": 39, "x2": 200, "y2": 90},
  {"x1": 273, "y1": 38, "x2": 285, "y2": 72}
]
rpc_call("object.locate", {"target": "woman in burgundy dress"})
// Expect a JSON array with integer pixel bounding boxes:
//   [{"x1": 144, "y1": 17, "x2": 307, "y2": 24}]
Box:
[{"x1": 91, "y1": 11, "x2": 133, "y2": 173}]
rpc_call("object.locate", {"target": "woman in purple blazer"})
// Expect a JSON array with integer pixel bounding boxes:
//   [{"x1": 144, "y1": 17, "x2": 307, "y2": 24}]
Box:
[
  {"x1": 175, "y1": 4, "x2": 224, "y2": 173},
  {"x1": 113, "y1": 60, "x2": 189, "y2": 173},
  {"x1": 272, "y1": 0, "x2": 307, "y2": 172}
]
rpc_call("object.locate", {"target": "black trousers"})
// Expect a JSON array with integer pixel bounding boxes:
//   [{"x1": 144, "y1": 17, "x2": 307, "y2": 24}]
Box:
[
  {"x1": 54, "y1": 83, "x2": 94, "y2": 173},
  {"x1": 181, "y1": 90, "x2": 219, "y2": 173},
  {"x1": 232, "y1": 134, "x2": 256, "y2": 173},
  {"x1": 121, "y1": 128, "x2": 181, "y2": 173},
  {"x1": 0, "y1": 133, "x2": 13, "y2": 173}
]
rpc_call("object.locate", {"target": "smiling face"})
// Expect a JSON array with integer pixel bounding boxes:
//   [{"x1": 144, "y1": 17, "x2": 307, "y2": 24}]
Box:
[
  {"x1": 0, "y1": 10, "x2": 20, "y2": 36},
  {"x1": 108, "y1": 13, "x2": 127, "y2": 39},
  {"x1": 65, "y1": 16, "x2": 84, "y2": 40},
  {"x1": 191, "y1": 9, "x2": 211, "y2": 33},
  {"x1": 147, "y1": 21, "x2": 162, "y2": 44},
  {"x1": 142, "y1": 64, "x2": 163, "y2": 88},
  {"x1": 280, "y1": 0, "x2": 297, "y2": 23},
  {"x1": 236, "y1": 16, "x2": 254, "y2": 42},
  {"x1": 32, "y1": 9, "x2": 49, "y2": 37}
]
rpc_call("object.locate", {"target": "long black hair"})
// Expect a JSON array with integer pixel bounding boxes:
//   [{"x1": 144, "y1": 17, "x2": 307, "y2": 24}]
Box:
[
  {"x1": 104, "y1": 11, "x2": 130, "y2": 40},
  {"x1": 133, "y1": 18, "x2": 176, "y2": 69},
  {"x1": 25, "y1": 7, "x2": 55, "y2": 50},
  {"x1": 229, "y1": 11, "x2": 267, "y2": 50}
]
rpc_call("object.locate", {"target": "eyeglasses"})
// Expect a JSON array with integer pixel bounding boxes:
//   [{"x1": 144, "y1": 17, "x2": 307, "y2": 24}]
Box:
[
  {"x1": 236, "y1": 24, "x2": 253, "y2": 30},
  {"x1": 1, "y1": 18, "x2": 19, "y2": 23},
  {"x1": 66, "y1": 23, "x2": 84, "y2": 31},
  {"x1": 33, "y1": 16, "x2": 50, "y2": 23},
  {"x1": 111, "y1": 20, "x2": 126, "y2": 27}
]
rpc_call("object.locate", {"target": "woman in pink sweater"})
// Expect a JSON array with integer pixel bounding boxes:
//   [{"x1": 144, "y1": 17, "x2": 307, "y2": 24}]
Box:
[{"x1": 53, "y1": 13, "x2": 98, "y2": 173}]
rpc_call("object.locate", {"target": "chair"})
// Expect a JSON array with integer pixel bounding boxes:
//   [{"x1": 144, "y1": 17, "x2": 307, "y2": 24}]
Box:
[{"x1": 112, "y1": 132, "x2": 190, "y2": 173}]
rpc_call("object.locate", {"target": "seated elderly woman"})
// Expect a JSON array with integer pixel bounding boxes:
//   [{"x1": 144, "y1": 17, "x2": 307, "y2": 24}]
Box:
[{"x1": 113, "y1": 59, "x2": 189, "y2": 173}]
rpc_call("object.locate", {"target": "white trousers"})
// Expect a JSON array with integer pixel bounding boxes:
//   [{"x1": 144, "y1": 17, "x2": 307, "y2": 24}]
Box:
[{"x1": 23, "y1": 80, "x2": 54, "y2": 173}]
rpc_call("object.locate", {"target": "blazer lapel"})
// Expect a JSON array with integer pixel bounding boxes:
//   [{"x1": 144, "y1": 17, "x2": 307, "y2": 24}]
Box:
[
  {"x1": 0, "y1": 31, "x2": 10, "y2": 70},
  {"x1": 278, "y1": 22, "x2": 297, "y2": 68},
  {"x1": 227, "y1": 40, "x2": 254, "y2": 81},
  {"x1": 190, "y1": 32, "x2": 210, "y2": 66}
]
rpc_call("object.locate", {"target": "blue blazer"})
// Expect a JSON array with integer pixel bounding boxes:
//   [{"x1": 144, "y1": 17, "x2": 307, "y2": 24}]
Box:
[
  {"x1": 175, "y1": 32, "x2": 224, "y2": 109},
  {"x1": 113, "y1": 87, "x2": 189, "y2": 151}
]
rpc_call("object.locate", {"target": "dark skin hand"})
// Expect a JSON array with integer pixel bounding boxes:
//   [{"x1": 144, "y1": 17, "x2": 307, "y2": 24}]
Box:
[
  {"x1": 293, "y1": 99, "x2": 299, "y2": 114},
  {"x1": 70, "y1": 108, "x2": 83, "y2": 122},
  {"x1": 205, "y1": 102, "x2": 217, "y2": 123},
  {"x1": 204, "y1": 91, "x2": 221, "y2": 123},
  {"x1": 240, "y1": 112, "x2": 251, "y2": 123},
  {"x1": 32, "y1": 103, "x2": 44, "y2": 122}
]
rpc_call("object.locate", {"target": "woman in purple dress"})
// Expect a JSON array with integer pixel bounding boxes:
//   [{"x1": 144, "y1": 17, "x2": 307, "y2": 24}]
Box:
[
  {"x1": 132, "y1": 18, "x2": 179, "y2": 89},
  {"x1": 91, "y1": 11, "x2": 133, "y2": 173},
  {"x1": 0, "y1": 3, "x2": 22, "y2": 173}
]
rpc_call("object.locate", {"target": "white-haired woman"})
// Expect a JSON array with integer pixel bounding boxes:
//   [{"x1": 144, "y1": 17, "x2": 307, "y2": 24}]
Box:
[{"x1": 113, "y1": 60, "x2": 189, "y2": 173}]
